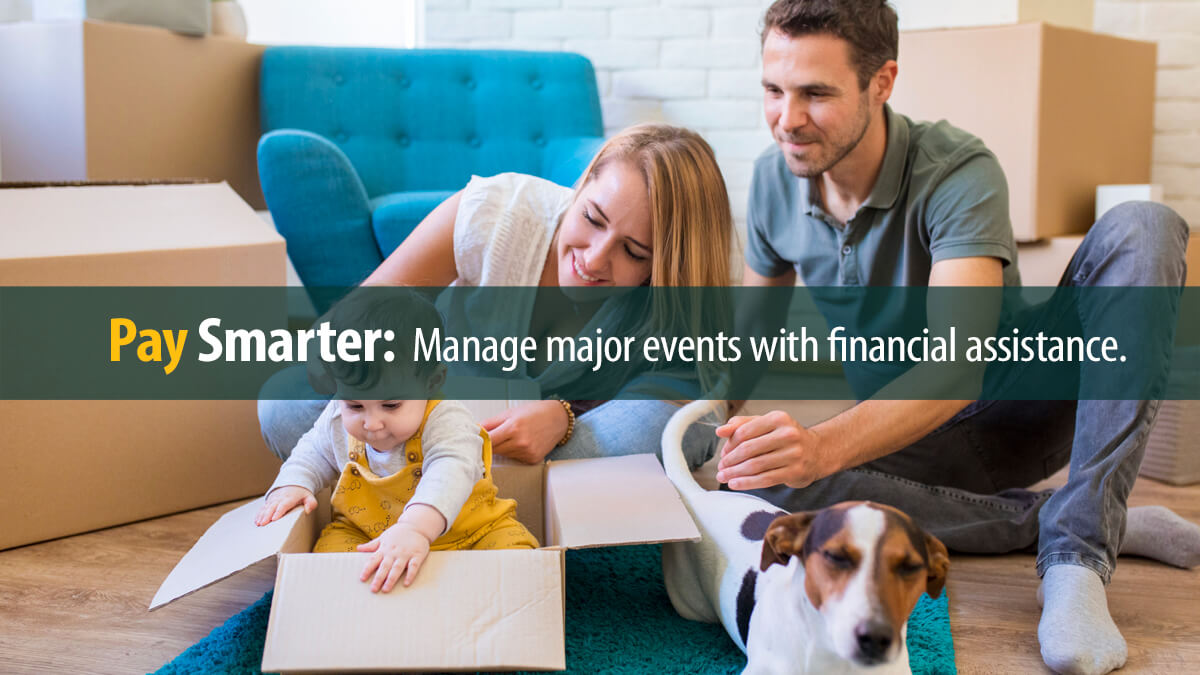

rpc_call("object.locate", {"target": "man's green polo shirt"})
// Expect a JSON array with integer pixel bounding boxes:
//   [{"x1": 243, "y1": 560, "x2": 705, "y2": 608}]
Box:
[{"x1": 746, "y1": 105, "x2": 1021, "y2": 288}]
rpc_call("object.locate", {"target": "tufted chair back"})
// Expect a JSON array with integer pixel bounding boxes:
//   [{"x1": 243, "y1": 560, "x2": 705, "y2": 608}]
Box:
[{"x1": 261, "y1": 47, "x2": 603, "y2": 198}]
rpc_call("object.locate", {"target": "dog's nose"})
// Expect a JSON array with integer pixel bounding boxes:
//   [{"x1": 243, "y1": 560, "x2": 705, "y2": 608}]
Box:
[{"x1": 854, "y1": 621, "x2": 894, "y2": 661}]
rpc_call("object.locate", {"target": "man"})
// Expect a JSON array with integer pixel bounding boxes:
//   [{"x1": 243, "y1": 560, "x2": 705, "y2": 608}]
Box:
[{"x1": 715, "y1": 1, "x2": 1199, "y2": 673}]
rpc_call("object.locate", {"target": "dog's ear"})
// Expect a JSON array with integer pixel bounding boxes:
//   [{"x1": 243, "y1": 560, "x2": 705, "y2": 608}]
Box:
[
  {"x1": 923, "y1": 531, "x2": 950, "y2": 598},
  {"x1": 760, "y1": 512, "x2": 816, "y2": 571}
]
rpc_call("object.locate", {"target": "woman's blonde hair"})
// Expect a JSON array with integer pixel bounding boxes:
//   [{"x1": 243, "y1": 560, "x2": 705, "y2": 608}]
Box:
[
  {"x1": 575, "y1": 124, "x2": 733, "y2": 288},
  {"x1": 573, "y1": 124, "x2": 735, "y2": 394}
]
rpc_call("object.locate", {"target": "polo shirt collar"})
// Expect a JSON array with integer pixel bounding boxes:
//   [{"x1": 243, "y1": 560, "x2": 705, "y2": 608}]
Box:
[
  {"x1": 801, "y1": 104, "x2": 909, "y2": 217},
  {"x1": 862, "y1": 104, "x2": 908, "y2": 210},
  {"x1": 803, "y1": 178, "x2": 821, "y2": 217}
]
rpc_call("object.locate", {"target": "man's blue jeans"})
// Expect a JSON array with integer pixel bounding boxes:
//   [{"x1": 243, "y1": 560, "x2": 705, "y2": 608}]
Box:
[{"x1": 750, "y1": 201, "x2": 1190, "y2": 584}]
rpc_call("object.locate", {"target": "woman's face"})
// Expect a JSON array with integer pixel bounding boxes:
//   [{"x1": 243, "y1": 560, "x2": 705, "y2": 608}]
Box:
[{"x1": 556, "y1": 159, "x2": 654, "y2": 289}]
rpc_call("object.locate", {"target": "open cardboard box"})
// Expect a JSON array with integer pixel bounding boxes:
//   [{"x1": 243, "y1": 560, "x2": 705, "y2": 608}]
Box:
[{"x1": 152, "y1": 450, "x2": 701, "y2": 672}]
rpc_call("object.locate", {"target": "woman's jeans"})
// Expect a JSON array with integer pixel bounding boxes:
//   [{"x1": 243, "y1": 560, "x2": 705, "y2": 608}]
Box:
[{"x1": 751, "y1": 202, "x2": 1190, "y2": 584}]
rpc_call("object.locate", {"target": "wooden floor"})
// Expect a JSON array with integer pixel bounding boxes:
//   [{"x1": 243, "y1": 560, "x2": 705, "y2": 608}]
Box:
[
  {"x1": 947, "y1": 474, "x2": 1200, "y2": 674},
  {"x1": 2, "y1": 408, "x2": 1198, "y2": 673}
]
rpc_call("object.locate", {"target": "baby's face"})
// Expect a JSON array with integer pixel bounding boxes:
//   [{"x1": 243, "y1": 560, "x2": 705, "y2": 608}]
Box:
[{"x1": 340, "y1": 399, "x2": 428, "y2": 452}]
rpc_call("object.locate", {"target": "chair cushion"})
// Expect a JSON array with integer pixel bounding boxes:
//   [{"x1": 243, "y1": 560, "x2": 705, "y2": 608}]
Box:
[{"x1": 370, "y1": 190, "x2": 455, "y2": 256}]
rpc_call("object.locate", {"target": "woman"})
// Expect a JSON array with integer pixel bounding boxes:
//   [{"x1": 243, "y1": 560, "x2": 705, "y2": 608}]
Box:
[{"x1": 260, "y1": 124, "x2": 733, "y2": 468}]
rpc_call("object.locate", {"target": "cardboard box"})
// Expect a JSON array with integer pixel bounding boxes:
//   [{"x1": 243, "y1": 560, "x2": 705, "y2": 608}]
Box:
[
  {"x1": 1096, "y1": 185, "x2": 1165, "y2": 223},
  {"x1": 890, "y1": 23, "x2": 1156, "y2": 242},
  {"x1": 0, "y1": 20, "x2": 266, "y2": 208},
  {"x1": 0, "y1": 182, "x2": 283, "y2": 285},
  {"x1": 152, "y1": 453, "x2": 701, "y2": 672},
  {"x1": 1015, "y1": 235, "x2": 1083, "y2": 286},
  {"x1": 1140, "y1": 400, "x2": 1200, "y2": 486},
  {"x1": 0, "y1": 182, "x2": 286, "y2": 550}
]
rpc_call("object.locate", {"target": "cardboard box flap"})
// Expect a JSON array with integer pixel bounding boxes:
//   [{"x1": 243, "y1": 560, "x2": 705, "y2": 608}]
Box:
[
  {"x1": 262, "y1": 551, "x2": 565, "y2": 673},
  {"x1": 150, "y1": 497, "x2": 317, "y2": 610},
  {"x1": 545, "y1": 454, "x2": 701, "y2": 549}
]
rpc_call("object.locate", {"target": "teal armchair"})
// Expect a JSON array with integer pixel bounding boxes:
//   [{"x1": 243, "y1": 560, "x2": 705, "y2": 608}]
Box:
[{"x1": 257, "y1": 47, "x2": 605, "y2": 312}]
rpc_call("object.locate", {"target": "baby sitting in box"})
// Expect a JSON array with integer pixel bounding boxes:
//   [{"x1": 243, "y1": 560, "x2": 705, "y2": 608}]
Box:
[{"x1": 255, "y1": 288, "x2": 538, "y2": 592}]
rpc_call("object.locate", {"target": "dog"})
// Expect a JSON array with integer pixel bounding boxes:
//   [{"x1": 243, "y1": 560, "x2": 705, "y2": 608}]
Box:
[{"x1": 660, "y1": 399, "x2": 949, "y2": 674}]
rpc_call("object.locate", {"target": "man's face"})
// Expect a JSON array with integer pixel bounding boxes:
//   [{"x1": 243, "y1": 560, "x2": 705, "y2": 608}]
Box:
[{"x1": 762, "y1": 30, "x2": 873, "y2": 178}]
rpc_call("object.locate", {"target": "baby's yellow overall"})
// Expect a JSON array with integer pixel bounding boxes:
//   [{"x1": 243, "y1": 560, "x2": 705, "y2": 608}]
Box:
[{"x1": 313, "y1": 400, "x2": 538, "y2": 552}]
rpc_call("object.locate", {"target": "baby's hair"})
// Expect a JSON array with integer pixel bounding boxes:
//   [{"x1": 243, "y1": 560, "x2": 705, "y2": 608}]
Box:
[{"x1": 320, "y1": 287, "x2": 444, "y2": 393}]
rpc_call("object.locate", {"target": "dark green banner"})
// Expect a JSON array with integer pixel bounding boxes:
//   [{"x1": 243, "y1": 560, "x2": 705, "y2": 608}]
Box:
[{"x1": 0, "y1": 286, "x2": 1195, "y2": 400}]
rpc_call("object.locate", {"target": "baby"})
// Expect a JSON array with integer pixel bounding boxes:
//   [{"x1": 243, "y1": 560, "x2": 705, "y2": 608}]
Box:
[{"x1": 255, "y1": 288, "x2": 538, "y2": 592}]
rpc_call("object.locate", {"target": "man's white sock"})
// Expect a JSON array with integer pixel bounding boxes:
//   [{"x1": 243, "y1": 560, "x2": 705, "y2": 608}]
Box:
[
  {"x1": 1038, "y1": 564, "x2": 1126, "y2": 675},
  {"x1": 1121, "y1": 505, "x2": 1200, "y2": 568}
]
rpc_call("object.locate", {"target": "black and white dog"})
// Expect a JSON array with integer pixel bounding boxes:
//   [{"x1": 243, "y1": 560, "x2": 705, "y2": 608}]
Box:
[{"x1": 660, "y1": 399, "x2": 950, "y2": 674}]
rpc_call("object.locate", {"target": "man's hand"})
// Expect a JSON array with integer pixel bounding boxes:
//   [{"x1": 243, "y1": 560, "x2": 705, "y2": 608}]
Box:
[
  {"x1": 255, "y1": 486, "x2": 318, "y2": 526},
  {"x1": 357, "y1": 523, "x2": 432, "y2": 592},
  {"x1": 714, "y1": 411, "x2": 837, "y2": 491},
  {"x1": 482, "y1": 400, "x2": 569, "y2": 464}
]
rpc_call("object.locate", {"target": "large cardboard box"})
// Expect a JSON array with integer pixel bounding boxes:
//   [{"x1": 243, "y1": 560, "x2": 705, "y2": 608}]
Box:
[
  {"x1": 152, "y1": 453, "x2": 701, "y2": 672},
  {"x1": 0, "y1": 182, "x2": 286, "y2": 550},
  {"x1": 0, "y1": 20, "x2": 266, "y2": 208},
  {"x1": 890, "y1": 23, "x2": 1156, "y2": 242}
]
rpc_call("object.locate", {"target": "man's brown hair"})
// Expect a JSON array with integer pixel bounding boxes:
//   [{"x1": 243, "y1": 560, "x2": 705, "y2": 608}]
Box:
[{"x1": 761, "y1": 0, "x2": 899, "y2": 90}]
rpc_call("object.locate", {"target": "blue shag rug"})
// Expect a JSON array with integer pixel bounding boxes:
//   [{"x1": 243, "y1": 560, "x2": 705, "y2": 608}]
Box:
[{"x1": 155, "y1": 545, "x2": 955, "y2": 674}]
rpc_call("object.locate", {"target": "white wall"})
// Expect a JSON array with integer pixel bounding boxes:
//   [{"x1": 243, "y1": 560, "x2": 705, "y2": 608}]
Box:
[
  {"x1": 1093, "y1": 0, "x2": 1200, "y2": 229},
  {"x1": 0, "y1": 0, "x2": 33, "y2": 22},
  {"x1": 243, "y1": 0, "x2": 419, "y2": 47}
]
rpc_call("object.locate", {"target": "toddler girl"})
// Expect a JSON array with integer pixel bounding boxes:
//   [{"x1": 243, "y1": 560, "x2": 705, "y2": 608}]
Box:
[{"x1": 255, "y1": 289, "x2": 538, "y2": 592}]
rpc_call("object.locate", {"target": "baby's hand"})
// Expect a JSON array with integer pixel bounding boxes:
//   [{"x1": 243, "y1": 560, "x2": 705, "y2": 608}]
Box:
[
  {"x1": 357, "y1": 524, "x2": 432, "y2": 592},
  {"x1": 255, "y1": 486, "x2": 317, "y2": 526}
]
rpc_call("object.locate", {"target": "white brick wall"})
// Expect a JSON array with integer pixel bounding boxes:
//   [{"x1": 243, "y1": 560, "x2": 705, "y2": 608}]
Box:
[
  {"x1": 425, "y1": 9, "x2": 512, "y2": 41},
  {"x1": 612, "y1": 69, "x2": 707, "y2": 99},
  {"x1": 1093, "y1": 0, "x2": 1200, "y2": 229},
  {"x1": 610, "y1": 8, "x2": 712, "y2": 38},
  {"x1": 513, "y1": 10, "x2": 609, "y2": 38}
]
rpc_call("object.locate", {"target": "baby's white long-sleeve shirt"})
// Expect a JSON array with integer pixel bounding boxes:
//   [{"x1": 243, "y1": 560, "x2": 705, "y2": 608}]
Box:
[{"x1": 268, "y1": 400, "x2": 485, "y2": 534}]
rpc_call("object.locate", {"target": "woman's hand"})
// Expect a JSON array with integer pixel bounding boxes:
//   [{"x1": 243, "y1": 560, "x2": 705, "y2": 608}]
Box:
[
  {"x1": 255, "y1": 486, "x2": 318, "y2": 526},
  {"x1": 482, "y1": 401, "x2": 570, "y2": 464}
]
